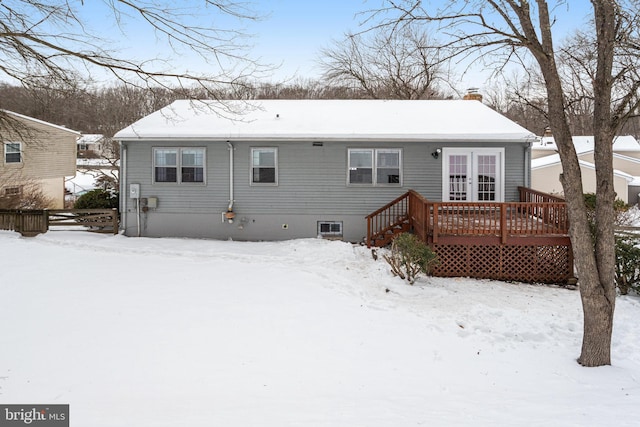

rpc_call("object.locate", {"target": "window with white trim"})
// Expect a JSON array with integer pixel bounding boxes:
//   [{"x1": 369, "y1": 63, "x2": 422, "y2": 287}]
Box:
[
  {"x1": 348, "y1": 148, "x2": 401, "y2": 186},
  {"x1": 318, "y1": 221, "x2": 343, "y2": 237},
  {"x1": 153, "y1": 148, "x2": 205, "y2": 184},
  {"x1": 251, "y1": 147, "x2": 277, "y2": 185},
  {"x1": 4, "y1": 142, "x2": 22, "y2": 163}
]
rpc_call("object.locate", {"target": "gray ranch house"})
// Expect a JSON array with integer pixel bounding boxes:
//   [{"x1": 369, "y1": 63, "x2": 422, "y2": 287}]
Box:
[{"x1": 114, "y1": 99, "x2": 535, "y2": 242}]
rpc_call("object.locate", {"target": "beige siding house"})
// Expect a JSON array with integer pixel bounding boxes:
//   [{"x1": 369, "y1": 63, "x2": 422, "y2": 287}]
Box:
[
  {"x1": 1, "y1": 111, "x2": 79, "y2": 208},
  {"x1": 530, "y1": 135, "x2": 640, "y2": 204}
]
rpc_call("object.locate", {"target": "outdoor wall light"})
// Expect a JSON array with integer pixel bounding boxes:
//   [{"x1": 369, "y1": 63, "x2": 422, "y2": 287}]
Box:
[{"x1": 432, "y1": 148, "x2": 442, "y2": 159}]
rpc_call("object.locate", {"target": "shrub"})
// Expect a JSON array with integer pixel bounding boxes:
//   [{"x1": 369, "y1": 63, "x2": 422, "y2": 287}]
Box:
[
  {"x1": 615, "y1": 236, "x2": 640, "y2": 295},
  {"x1": 583, "y1": 192, "x2": 629, "y2": 231},
  {"x1": 74, "y1": 189, "x2": 118, "y2": 209},
  {"x1": 0, "y1": 180, "x2": 53, "y2": 209},
  {"x1": 383, "y1": 233, "x2": 438, "y2": 284}
]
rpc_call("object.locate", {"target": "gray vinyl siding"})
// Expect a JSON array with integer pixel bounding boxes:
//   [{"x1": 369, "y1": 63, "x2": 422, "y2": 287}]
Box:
[{"x1": 121, "y1": 139, "x2": 528, "y2": 240}]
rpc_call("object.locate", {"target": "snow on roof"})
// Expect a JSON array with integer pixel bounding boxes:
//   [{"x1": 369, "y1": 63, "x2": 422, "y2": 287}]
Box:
[
  {"x1": 533, "y1": 135, "x2": 640, "y2": 153},
  {"x1": 77, "y1": 134, "x2": 105, "y2": 144},
  {"x1": 114, "y1": 99, "x2": 535, "y2": 142},
  {"x1": 3, "y1": 109, "x2": 81, "y2": 136},
  {"x1": 532, "y1": 153, "x2": 634, "y2": 181}
]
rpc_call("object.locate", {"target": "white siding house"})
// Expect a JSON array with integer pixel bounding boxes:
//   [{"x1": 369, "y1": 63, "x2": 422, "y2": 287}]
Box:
[{"x1": 531, "y1": 135, "x2": 640, "y2": 204}]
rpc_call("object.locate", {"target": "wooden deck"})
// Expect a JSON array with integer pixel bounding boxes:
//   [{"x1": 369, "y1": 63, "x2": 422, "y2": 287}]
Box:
[{"x1": 366, "y1": 188, "x2": 573, "y2": 284}]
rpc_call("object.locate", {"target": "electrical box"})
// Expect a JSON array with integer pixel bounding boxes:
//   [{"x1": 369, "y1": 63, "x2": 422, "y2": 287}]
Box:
[
  {"x1": 129, "y1": 183, "x2": 140, "y2": 199},
  {"x1": 147, "y1": 197, "x2": 158, "y2": 208}
]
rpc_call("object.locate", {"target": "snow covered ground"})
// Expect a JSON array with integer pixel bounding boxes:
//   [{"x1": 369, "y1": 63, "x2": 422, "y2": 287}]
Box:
[{"x1": 0, "y1": 231, "x2": 639, "y2": 426}]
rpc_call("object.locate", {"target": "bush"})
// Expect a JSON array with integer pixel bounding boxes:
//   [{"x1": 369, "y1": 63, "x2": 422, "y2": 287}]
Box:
[
  {"x1": 383, "y1": 233, "x2": 438, "y2": 284},
  {"x1": 615, "y1": 237, "x2": 640, "y2": 295},
  {"x1": 74, "y1": 189, "x2": 119, "y2": 209},
  {"x1": 583, "y1": 193, "x2": 629, "y2": 233}
]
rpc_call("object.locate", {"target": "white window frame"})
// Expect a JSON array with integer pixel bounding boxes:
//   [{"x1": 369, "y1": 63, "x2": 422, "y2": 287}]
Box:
[
  {"x1": 250, "y1": 147, "x2": 278, "y2": 186},
  {"x1": 348, "y1": 148, "x2": 402, "y2": 186},
  {"x1": 4, "y1": 142, "x2": 22, "y2": 164},
  {"x1": 152, "y1": 147, "x2": 206, "y2": 184},
  {"x1": 441, "y1": 147, "x2": 505, "y2": 202},
  {"x1": 317, "y1": 221, "x2": 343, "y2": 237}
]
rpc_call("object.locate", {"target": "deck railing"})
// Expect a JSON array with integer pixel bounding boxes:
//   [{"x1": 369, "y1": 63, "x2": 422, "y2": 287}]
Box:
[
  {"x1": 366, "y1": 188, "x2": 570, "y2": 247},
  {"x1": 426, "y1": 201, "x2": 569, "y2": 244},
  {"x1": 365, "y1": 192, "x2": 410, "y2": 246},
  {"x1": 365, "y1": 188, "x2": 572, "y2": 283}
]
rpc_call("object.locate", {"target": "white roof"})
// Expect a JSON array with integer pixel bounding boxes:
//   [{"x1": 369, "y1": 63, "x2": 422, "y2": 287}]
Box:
[
  {"x1": 3, "y1": 109, "x2": 81, "y2": 136},
  {"x1": 114, "y1": 99, "x2": 535, "y2": 142},
  {"x1": 533, "y1": 135, "x2": 640, "y2": 153},
  {"x1": 532, "y1": 154, "x2": 634, "y2": 181},
  {"x1": 78, "y1": 134, "x2": 105, "y2": 144}
]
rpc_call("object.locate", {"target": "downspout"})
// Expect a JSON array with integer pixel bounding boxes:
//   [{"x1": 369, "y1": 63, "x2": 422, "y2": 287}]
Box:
[
  {"x1": 225, "y1": 141, "x2": 236, "y2": 223},
  {"x1": 120, "y1": 142, "x2": 127, "y2": 233},
  {"x1": 524, "y1": 137, "x2": 534, "y2": 189}
]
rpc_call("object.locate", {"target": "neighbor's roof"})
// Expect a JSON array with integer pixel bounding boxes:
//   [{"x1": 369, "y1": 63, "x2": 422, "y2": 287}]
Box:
[
  {"x1": 3, "y1": 110, "x2": 81, "y2": 136},
  {"x1": 533, "y1": 135, "x2": 640, "y2": 153},
  {"x1": 77, "y1": 134, "x2": 105, "y2": 144},
  {"x1": 532, "y1": 153, "x2": 634, "y2": 181},
  {"x1": 114, "y1": 99, "x2": 535, "y2": 142}
]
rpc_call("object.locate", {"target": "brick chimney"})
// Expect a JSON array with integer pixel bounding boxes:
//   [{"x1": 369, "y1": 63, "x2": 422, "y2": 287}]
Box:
[
  {"x1": 543, "y1": 126, "x2": 553, "y2": 137},
  {"x1": 463, "y1": 87, "x2": 483, "y2": 102}
]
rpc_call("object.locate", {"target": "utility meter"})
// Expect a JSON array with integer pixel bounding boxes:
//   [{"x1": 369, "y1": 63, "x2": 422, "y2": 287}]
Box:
[{"x1": 129, "y1": 183, "x2": 140, "y2": 199}]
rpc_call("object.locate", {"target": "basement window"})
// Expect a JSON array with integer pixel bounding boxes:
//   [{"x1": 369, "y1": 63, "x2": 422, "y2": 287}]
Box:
[
  {"x1": 318, "y1": 221, "x2": 343, "y2": 237},
  {"x1": 3, "y1": 186, "x2": 22, "y2": 197}
]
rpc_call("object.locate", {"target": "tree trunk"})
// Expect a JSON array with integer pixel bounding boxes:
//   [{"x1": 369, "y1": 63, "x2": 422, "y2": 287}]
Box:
[
  {"x1": 576, "y1": 0, "x2": 619, "y2": 367},
  {"x1": 530, "y1": 1, "x2": 615, "y2": 366}
]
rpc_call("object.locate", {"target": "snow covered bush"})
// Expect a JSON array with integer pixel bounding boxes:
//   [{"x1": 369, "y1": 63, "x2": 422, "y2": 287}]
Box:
[
  {"x1": 73, "y1": 189, "x2": 118, "y2": 209},
  {"x1": 383, "y1": 232, "x2": 438, "y2": 284}
]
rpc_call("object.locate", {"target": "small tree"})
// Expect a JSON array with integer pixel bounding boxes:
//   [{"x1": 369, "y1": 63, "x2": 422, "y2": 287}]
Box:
[{"x1": 383, "y1": 233, "x2": 438, "y2": 284}]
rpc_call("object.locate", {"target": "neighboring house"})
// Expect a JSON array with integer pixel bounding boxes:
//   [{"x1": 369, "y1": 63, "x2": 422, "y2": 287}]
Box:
[
  {"x1": 1, "y1": 110, "x2": 79, "y2": 209},
  {"x1": 114, "y1": 99, "x2": 535, "y2": 241},
  {"x1": 531, "y1": 135, "x2": 640, "y2": 204},
  {"x1": 77, "y1": 134, "x2": 105, "y2": 158}
]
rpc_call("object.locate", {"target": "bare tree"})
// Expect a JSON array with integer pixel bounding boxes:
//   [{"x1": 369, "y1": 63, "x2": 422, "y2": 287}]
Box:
[
  {"x1": 319, "y1": 24, "x2": 451, "y2": 99},
  {"x1": 0, "y1": 0, "x2": 268, "y2": 129},
  {"x1": 0, "y1": 177, "x2": 53, "y2": 209},
  {"x1": 371, "y1": 0, "x2": 640, "y2": 366}
]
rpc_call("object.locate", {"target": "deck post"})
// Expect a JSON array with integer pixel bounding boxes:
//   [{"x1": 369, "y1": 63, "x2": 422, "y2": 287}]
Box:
[
  {"x1": 500, "y1": 206, "x2": 508, "y2": 244},
  {"x1": 432, "y1": 203, "x2": 439, "y2": 244}
]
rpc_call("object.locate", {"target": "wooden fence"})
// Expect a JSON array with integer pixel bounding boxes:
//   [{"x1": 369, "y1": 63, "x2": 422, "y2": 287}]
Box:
[{"x1": 0, "y1": 209, "x2": 118, "y2": 236}]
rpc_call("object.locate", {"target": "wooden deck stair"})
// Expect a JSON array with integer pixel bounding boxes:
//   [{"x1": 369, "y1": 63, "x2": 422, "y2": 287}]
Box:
[
  {"x1": 370, "y1": 217, "x2": 411, "y2": 247},
  {"x1": 365, "y1": 192, "x2": 411, "y2": 248}
]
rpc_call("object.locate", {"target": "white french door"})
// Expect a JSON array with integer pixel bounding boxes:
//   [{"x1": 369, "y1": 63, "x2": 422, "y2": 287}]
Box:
[{"x1": 442, "y1": 148, "x2": 504, "y2": 202}]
